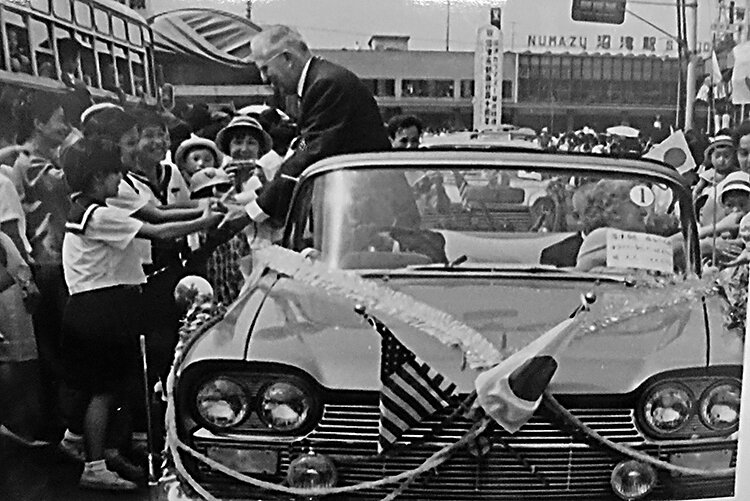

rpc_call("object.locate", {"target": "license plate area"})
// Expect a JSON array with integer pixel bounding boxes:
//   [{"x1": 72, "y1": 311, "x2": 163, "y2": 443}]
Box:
[
  {"x1": 669, "y1": 449, "x2": 732, "y2": 475},
  {"x1": 206, "y1": 447, "x2": 279, "y2": 475}
]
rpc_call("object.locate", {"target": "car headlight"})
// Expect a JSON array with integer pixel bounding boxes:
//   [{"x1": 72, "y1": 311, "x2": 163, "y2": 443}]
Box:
[
  {"x1": 258, "y1": 380, "x2": 314, "y2": 432},
  {"x1": 195, "y1": 377, "x2": 250, "y2": 429},
  {"x1": 699, "y1": 381, "x2": 741, "y2": 431},
  {"x1": 641, "y1": 383, "x2": 693, "y2": 436}
]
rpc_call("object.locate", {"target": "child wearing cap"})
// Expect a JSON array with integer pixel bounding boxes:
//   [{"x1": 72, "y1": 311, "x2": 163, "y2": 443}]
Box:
[
  {"x1": 694, "y1": 135, "x2": 738, "y2": 227},
  {"x1": 174, "y1": 135, "x2": 221, "y2": 183},
  {"x1": 60, "y1": 139, "x2": 221, "y2": 491},
  {"x1": 718, "y1": 171, "x2": 750, "y2": 217}
]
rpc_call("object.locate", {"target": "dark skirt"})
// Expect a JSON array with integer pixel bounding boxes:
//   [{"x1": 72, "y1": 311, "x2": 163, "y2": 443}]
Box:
[{"x1": 60, "y1": 285, "x2": 144, "y2": 394}]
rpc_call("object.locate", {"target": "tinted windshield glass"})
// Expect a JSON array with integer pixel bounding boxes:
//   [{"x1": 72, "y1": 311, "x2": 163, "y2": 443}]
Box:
[{"x1": 302, "y1": 166, "x2": 691, "y2": 274}]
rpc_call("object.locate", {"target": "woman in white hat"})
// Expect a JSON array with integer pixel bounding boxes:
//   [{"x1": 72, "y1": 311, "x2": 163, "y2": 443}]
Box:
[{"x1": 215, "y1": 115, "x2": 272, "y2": 163}]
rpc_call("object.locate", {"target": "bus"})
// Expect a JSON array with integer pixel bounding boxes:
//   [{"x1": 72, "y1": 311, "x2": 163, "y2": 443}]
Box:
[{"x1": 0, "y1": 0, "x2": 157, "y2": 105}]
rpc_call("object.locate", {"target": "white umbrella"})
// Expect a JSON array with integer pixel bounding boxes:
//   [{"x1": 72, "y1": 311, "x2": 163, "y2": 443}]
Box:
[{"x1": 606, "y1": 125, "x2": 640, "y2": 138}]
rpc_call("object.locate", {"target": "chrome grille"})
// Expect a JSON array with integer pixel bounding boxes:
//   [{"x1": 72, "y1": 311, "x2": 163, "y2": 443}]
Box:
[{"x1": 189, "y1": 400, "x2": 736, "y2": 500}]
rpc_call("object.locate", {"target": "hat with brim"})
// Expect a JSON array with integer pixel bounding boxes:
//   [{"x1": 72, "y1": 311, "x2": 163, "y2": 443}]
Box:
[
  {"x1": 189, "y1": 168, "x2": 232, "y2": 198},
  {"x1": 718, "y1": 171, "x2": 750, "y2": 203},
  {"x1": 215, "y1": 115, "x2": 273, "y2": 156},
  {"x1": 175, "y1": 135, "x2": 223, "y2": 168},
  {"x1": 80, "y1": 102, "x2": 124, "y2": 126},
  {"x1": 704, "y1": 134, "x2": 735, "y2": 158}
]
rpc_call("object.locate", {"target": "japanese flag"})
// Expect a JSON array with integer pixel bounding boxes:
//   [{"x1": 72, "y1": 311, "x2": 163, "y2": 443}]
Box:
[
  {"x1": 642, "y1": 130, "x2": 696, "y2": 174},
  {"x1": 474, "y1": 318, "x2": 576, "y2": 433}
]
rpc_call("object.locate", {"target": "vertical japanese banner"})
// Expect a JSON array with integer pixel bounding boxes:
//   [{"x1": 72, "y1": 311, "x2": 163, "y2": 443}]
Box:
[{"x1": 473, "y1": 24, "x2": 503, "y2": 131}]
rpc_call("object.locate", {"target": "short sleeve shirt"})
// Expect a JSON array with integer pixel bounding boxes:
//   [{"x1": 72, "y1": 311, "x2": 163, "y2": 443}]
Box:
[
  {"x1": 107, "y1": 174, "x2": 153, "y2": 265},
  {"x1": 0, "y1": 172, "x2": 31, "y2": 254},
  {"x1": 62, "y1": 205, "x2": 145, "y2": 295}
]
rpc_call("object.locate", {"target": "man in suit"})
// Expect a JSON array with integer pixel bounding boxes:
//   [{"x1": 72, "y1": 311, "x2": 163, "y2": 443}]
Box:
[{"x1": 222, "y1": 25, "x2": 418, "y2": 233}]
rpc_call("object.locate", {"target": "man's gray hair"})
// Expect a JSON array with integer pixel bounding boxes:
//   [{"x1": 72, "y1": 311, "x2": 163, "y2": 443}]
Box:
[{"x1": 252, "y1": 25, "x2": 311, "y2": 59}]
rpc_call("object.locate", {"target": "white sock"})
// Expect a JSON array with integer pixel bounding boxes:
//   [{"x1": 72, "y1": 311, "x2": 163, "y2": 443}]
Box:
[
  {"x1": 63, "y1": 429, "x2": 82, "y2": 441},
  {"x1": 85, "y1": 459, "x2": 106, "y2": 470}
]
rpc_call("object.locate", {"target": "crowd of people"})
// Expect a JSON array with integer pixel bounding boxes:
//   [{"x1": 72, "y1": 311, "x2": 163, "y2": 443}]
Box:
[
  {"x1": 1, "y1": 18, "x2": 749, "y2": 495},
  {"x1": 0, "y1": 23, "x2": 432, "y2": 492}
]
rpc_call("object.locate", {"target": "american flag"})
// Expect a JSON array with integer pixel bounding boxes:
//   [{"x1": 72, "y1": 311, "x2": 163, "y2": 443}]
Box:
[{"x1": 358, "y1": 308, "x2": 457, "y2": 453}]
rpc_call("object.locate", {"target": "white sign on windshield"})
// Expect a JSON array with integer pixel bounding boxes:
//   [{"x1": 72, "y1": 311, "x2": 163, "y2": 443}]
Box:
[{"x1": 605, "y1": 229, "x2": 673, "y2": 274}]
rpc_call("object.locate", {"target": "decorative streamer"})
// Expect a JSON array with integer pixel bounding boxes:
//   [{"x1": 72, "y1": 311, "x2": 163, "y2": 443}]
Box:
[{"x1": 252, "y1": 245, "x2": 506, "y2": 370}]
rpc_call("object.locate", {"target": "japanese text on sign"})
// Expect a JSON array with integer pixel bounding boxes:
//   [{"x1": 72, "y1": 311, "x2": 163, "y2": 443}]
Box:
[{"x1": 606, "y1": 229, "x2": 673, "y2": 274}]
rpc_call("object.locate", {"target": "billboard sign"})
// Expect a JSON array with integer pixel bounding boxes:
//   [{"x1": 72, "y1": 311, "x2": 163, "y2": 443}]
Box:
[{"x1": 473, "y1": 25, "x2": 503, "y2": 132}]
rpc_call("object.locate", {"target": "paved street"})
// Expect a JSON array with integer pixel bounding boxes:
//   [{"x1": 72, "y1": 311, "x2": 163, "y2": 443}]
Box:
[{"x1": 0, "y1": 436, "x2": 164, "y2": 501}]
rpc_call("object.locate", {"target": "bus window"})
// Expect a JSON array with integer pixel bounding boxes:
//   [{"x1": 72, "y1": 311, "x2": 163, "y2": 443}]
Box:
[
  {"x1": 6, "y1": 17, "x2": 32, "y2": 74},
  {"x1": 30, "y1": 0, "x2": 50, "y2": 14},
  {"x1": 74, "y1": 1, "x2": 92, "y2": 28},
  {"x1": 77, "y1": 35, "x2": 96, "y2": 87},
  {"x1": 131, "y1": 51, "x2": 144, "y2": 96},
  {"x1": 28, "y1": 18, "x2": 56, "y2": 78},
  {"x1": 143, "y1": 27, "x2": 151, "y2": 45},
  {"x1": 112, "y1": 17, "x2": 126, "y2": 41},
  {"x1": 94, "y1": 8, "x2": 109, "y2": 34},
  {"x1": 127, "y1": 22, "x2": 142, "y2": 46},
  {"x1": 97, "y1": 44, "x2": 117, "y2": 92},
  {"x1": 113, "y1": 45, "x2": 130, "y2": 94},
  {"x1": 52, "y1": 0, "x2": 72, "y2": 21}
]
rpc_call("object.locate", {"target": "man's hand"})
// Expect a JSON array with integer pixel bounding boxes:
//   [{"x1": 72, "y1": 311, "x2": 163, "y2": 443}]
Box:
[{"x1": 218, "y1": 203, "x2": 251, "y2": 232}]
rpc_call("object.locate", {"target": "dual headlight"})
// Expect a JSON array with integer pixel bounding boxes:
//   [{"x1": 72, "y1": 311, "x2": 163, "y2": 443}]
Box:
[
  {"x1": 194, "y1": 376, "x2": 317, "y2": 432},
  {"x1": 639, "y1": 380, "x2": 741, "y2": 437}
]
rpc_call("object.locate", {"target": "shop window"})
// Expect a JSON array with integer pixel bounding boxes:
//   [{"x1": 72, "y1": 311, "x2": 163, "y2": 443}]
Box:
[
  {"x1": 592, "y1": 58, "x2": 603, "y2": 80},
  {"x1": 571, "y1": 57, "x2": 582, "y2": 80},
  {"x1": 601, "y1": 57, "x2": 613, "y2": 79},
  {"x1": 461, "y1": 79, "x2": 474, "y2": 98},
  {"x1": 642, "y1": 59, "x2": 652, "y2": 80},
  {"x1": 402, "y1": 79, "x2": 429, "y2": 97},
  {"x1": 582, "y1": 58, "x2": 593, "y2": 79},
  {"x1": 560, "y1": 56, "x2": 572, "y2": 79},
  {"x1": 502, "y1": 80, "x2": 512, "y2": 99},
  {"x1": 632, "y1": 59, "x2": 642, "y2": 80},
  {"x1": 540, "y1": 55, "x2": 551, "y2": 78},
  {"x1": 433, "y1": 80, "x2": 454, "y2": 98},
  {"x1": 622, "y1": 58, "x2": 633, "y2": 80},
  {"x1": 612, "y1": 58, "x2": 623, "y2": 80},
  {"x1": 379, "y1": 79, "x2": 395, "y2": 97},
  {"x1": 360, "y1": 79, "x2": 376, "y2": 95}
]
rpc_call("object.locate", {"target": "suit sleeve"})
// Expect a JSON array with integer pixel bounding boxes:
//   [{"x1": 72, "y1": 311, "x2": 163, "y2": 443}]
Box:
[{"x1": 248, "y1": 76, "x2": 353, "y2": 224}]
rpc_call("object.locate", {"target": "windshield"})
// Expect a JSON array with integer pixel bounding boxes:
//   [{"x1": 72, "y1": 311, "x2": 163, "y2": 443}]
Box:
[{"x1": 295, "y1": 165, "x2": 692, "y2": 275}]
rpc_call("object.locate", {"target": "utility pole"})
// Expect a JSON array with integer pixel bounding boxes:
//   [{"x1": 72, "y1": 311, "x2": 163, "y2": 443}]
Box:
[
  {"x1": 684, "y1": 1, "x2": 698, "y2": 130},
  {"x1": 445, "y1": 0, "x2": 451, "y2": 51}
]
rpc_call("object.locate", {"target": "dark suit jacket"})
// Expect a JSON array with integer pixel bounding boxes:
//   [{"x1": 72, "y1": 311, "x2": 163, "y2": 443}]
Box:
[
  {"x1": 256, "y1": 57, "x2": 391, "y2": 223},
  {"x1": 539, "y1": 232, "x2": 584, "y2": 268}
]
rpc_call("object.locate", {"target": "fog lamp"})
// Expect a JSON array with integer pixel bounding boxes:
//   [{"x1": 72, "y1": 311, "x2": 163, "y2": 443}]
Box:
[
  {"x1": 610, "y1": 460, "x2": 657, "y2": 500},
  {"x1": 286, "y1": 449, "x2": 338, "y2": 489}
]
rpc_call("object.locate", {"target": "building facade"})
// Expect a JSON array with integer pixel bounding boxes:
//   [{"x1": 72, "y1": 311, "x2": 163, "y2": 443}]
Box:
[{"x1": 317, "y1": 42, "x2": 680, "y2": 133}]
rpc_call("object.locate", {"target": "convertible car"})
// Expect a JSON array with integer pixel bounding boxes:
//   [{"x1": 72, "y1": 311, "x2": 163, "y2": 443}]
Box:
[{"x1": 170, "y1": 150, "x2": 742, "y2": 500}]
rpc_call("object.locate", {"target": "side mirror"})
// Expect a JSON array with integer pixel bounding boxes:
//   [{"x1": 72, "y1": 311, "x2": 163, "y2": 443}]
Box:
[{"x1": 174, "y1": 275, "x2": 213, "y2": 314}]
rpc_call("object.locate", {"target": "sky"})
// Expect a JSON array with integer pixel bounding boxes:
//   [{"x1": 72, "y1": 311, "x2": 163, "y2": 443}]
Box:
[{"x1": 148, "y1": 0, "x2": 717, "y2": 54}]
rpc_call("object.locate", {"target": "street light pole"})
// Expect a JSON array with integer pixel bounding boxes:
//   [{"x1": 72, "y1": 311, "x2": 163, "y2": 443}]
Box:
[
  {"x1": 684, "y1": 1, "x2": 698, "y2": 130},
  {"x1": 445, "y1": 0, "x2": 451, "y2": 51}
]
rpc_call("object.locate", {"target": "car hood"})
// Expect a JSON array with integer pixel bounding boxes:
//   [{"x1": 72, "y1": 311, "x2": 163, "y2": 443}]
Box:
[{"x1": 184, "y1": 272, "x2": 741, "y2": 394}]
